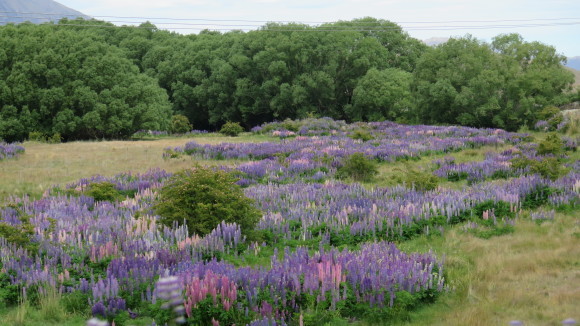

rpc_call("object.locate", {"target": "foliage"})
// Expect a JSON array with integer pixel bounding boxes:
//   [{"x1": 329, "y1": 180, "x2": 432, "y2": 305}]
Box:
[
  {"x1": 404, "y1": 168, "x2": 440, "y2": 191},
  {"x1": 511, "y1": 156, "x2": 569, "y2": 181},
  {"x1": 27, "y1": 131, "x2": 62, "y2": 144},
  {"x1": 170, "y1": 114, "x2": 192, "y2": 134},
  {"x1": 0, "y1": 20, "x2": 575, "y2": 137},
  {"x1": 537, "y1": 132, "x2": 564, "y2": 156},
  {"x1": 0, "y1": 23, "x2": 172, "y2": 142},
  {"x1": 85, "y1": 182, "x2": 125, "y2": 202},
  {"x1": 414, "y1": 34, "x2": 574, "y2": 131},
  {"x1": 336, "y1": 153, "x2": 378, "y2": 182},
  {"x1": 153, "y1": 166, "x2": 262, "y2": 236},
  {"x1": 0, "y1": 205, "x2": 37, "y2": 252},
  {"x1": 348, "y1": 129, "x2": 374, "y2": 141},
  {"x1": 220, "y1": 121, "x2": 245, "y2": 137},
  {"x1": 349, "y1": 68, "x2": 414, "y2": 121},
  {"x1": 537, "y1": 105, "x2": 563, "y2": 131},
  {"x1": 0, "y1": 272, "x2": 21, "y2": 308}
]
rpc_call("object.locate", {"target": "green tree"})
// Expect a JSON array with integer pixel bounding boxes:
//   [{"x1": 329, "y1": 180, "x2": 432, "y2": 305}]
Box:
[
  {"x1": 0, "y1": 23, "x2": 172, "y2": 141},
  {"x1": 413, "y1": 34, "x2": 574, "y2": 131},
  {"x1": 349, "y1": 68, "x2": 413, "y2": 121}
]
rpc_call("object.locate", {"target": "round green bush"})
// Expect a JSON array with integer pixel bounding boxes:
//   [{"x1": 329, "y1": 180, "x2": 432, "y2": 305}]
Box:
[
  {"x1": 219, "y1": 122, "x2": 244, "y2": 137},
  {"x1": 336, "y1": 152, "x2": 378, "y2": 182},
  {"x1": 153, "y1": 166, "x2": 261, "y2": 236},
  {"x1": 171, "y1": 114, "x2": 192, "y2": 134}
]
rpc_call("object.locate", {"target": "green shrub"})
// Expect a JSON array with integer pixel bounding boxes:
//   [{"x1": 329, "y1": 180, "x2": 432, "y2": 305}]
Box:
[
  {"x1": 27, "y1": 131, "x2": 61, "y2": 143},
  {"x1": 281, "y1": 119, "x2": 300, "y2": 132},
  {"x1": 85, "y1": 182, "x2": 124, "y2": 202},
  {"x1": 219, "y1": 122, "x2": 244, "y2": 137},
  {"x1": 153, "y1": 166, "x2": 262, "y2": 236},
  {"x1": 404, "y1": 168, "x2": 439, "y2": 191},
  {"x1": 0, "y1": 205, "x2": 37, "y2": 252},
  {"x1": 47, "y1": 133, "x2": 62, "y2": 144},
  {"x1": 537, "y1": 105, "x2": 563, "y2": 130},
  {"x1": 537, "y1": 132, "x2": 564, "y2": 156},
  {"x1": 0, "y1": 272, "x2": 21, "y2": 308},
  {"x1": 336, "y1": 153, "x2": 378, "y2": 182},
  {"x1": 511, "y1": 156, "x2": 568, "y2": 181},
  {"x1": 171, "y1": 114, "x2": 192, "y2": 134},
  {"x1": 28, "y1": 131, "x2": 45, "y2": 142},
  {"x1": 349, "y1": 129, "x2": 374, "y2": 141},
  {"x1": 537, "y1": 105, "x2": 561, "y2": 120}
]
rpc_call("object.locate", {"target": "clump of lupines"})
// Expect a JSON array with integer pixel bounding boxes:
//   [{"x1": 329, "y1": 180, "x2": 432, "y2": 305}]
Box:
[
  {"x1": 0, "y1": 141, "x2": 25, "y2": 160},
  {"x1": 245, "y1": 173, "x2": 578, "y2": 243},
  {"x1": 62, "y1": 168, "x2": 172, "y2": 194},
  {"x1": 252, "y1": 117, "x2": 349, "y2": 136},
  {"x1": 534, "y1": 120, "x2": 550, "y2": 131},
  {"x1": 530, "y1": 209, "x2": 555, "y2": 222},
  {"x1": 433, "y1": 149, "x2": 528, "y2": 183},
  {"x1": 432, "y1": 137, "x2": 576, "y2": 184},
  {"x1": 228, "y1": 158, "x2": 330, "y2": 186},
  {"x1": 174, "y1": 121, "x2": 527, "y2": 164}
]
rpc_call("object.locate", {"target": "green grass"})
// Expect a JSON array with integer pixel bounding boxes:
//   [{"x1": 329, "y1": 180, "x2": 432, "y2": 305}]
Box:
[{"x1": 392, "y1": 210, "x2": 579, "y2": 326}]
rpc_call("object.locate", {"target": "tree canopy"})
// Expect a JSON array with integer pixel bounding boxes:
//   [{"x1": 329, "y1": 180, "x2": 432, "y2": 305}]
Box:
[{"x1": 0, "y1": 19, "x2": 575, "y2": 141}]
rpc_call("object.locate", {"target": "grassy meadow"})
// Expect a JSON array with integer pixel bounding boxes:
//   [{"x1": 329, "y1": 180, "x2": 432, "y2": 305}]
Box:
[
  {"x1": 0, "y1": 121, "x2": 578, "y2": 326},
  {"x1": 0, "y1": 134, "x2": 277, "y2": 201}
]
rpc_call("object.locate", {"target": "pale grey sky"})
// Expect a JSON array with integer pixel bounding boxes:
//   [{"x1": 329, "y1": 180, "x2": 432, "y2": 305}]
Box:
[{"x1": 57, "y1": 0, "x2": 580, "y2": 57}]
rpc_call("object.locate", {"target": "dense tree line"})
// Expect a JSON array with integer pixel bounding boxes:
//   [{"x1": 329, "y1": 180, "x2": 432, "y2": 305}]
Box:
[{"x1": 0, "y1": 18, "x2": 575, "y2": 141}]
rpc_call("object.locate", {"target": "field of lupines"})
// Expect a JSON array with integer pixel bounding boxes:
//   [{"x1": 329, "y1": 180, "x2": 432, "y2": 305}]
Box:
[{"x1": 0, "y1": 118, "x2": 578, "y2": 325}]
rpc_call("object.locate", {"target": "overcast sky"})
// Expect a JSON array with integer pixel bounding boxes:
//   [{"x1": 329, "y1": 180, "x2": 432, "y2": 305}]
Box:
[{"x1": 57, "y1": 0, "x2": 580, "y2": 57}]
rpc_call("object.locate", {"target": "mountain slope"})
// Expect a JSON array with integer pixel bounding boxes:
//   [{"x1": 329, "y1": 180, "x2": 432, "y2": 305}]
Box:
[
  {"x1": 566, "y1": 56, "x2": 580, "y2": 70},
  {"x1": 0, "y1": 0, "x2": 90, "y2": 24}
]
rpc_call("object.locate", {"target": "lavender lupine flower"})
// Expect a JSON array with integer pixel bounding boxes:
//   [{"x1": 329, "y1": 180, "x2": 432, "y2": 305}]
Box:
[
  {"x1": 562, "y1": 318, "x2": 577, "y2": 325},
  {"x1": 534, "y1": 120, "x2": 549, "y2": 131},
  {"x1": 155, "y1": 276, "x2": 186, "y2": 324},
  {"x1": 246, "y1": 316, "x2": 288, "y2": 326},
  {"x1": 87, "y1": 318, "x2": 109, "y2": 326},
  {"x1": 556, "y1": 119, "x2": 568, "y2": 131},
  {"x1": 530, "y1": 209, "x2": 555, "y2": 222},
  {"x1": 91, "y1": 302, "x2": 107, "y2": 318},
  {"x1": 509, "y1": 321, "x2": 523, "y2": 326},
  {"x1": 0, "y1": 141, "x2": 25, "y2": 161}
]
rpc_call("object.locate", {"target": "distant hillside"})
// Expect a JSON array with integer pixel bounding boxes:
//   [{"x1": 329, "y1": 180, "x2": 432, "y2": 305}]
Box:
[
  {"x1": 0, "y1": 0, "x2": 89, "y2": 25},
  {"x1": 423, "y1": 37, "x2": 449, "y2": 46},
  {"x1": 566, "y1": 56, "x2": 580, "y2": 70},
  {"x1": 565, "y1": 66, "x2": 580, "y2": 88}
]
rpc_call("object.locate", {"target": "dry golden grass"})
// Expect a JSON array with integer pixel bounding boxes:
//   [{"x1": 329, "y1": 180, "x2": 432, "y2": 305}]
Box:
[
  {"x1": 0, "y1": 134, "x2": 275, "y2": 200},
  {"x1": 399, "y1": 212, "x2": 579, "y2": 326}
]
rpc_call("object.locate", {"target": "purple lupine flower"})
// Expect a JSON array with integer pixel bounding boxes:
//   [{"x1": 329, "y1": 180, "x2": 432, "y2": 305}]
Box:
[
  {"x1": 91, "y1": 302, "x2": 107, "y2": 318},
  {"x1": 87, "y1": 318, "x2": 109, "y2": 326},
  {"x1": 155, "y1": 276, "x2": 186, "y2": 324}
]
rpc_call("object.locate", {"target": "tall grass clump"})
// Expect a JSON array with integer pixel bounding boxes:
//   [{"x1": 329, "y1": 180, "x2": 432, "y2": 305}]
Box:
[{"x1": 38, "y1": 285, "x2": 67, "y2": 323}]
